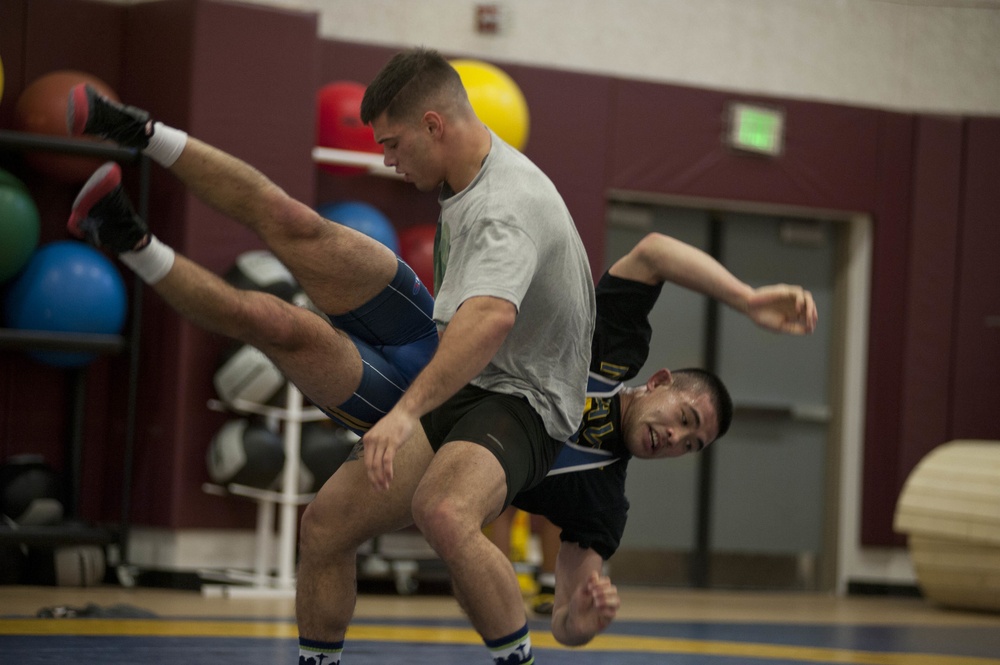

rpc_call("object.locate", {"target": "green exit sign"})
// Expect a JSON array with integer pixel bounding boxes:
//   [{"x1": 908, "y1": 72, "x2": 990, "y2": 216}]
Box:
[{"x1": 727, "y1": 103, "x2": 784, "y2": 156}]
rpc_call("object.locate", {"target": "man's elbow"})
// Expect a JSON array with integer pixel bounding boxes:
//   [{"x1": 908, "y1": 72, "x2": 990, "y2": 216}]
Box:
[
  {"x1": 549, "y1": 613, "x2": 595, "y2": 648},
  {"x1": 485, "y1": 298, "x2": 518, "y2": 336},
  {"x1": 552, "y1": 629, "x2": 594, "y2": 648}
]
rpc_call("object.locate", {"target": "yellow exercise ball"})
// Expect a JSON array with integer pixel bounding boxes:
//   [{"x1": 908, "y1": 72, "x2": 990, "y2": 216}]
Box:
[{"x1": 450, "y1": 59, "x2": 529, "y2": 151}]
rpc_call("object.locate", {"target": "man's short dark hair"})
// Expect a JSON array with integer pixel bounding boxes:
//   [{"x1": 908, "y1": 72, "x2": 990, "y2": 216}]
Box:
[
  {"x1": 671, "y1": 368, "x2": 733, "y2": 442},
  {"x1": 360, "y1": 47, "x2": 465, "y2": 125}
]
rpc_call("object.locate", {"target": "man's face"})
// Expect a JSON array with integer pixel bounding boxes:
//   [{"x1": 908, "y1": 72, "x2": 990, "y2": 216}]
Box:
[
  {"x1": 371, "y1": 113, "x2": 441, "y2": 192},
  {"x1": 623, "y1": 376, "x2": 720, "y2": 459}
]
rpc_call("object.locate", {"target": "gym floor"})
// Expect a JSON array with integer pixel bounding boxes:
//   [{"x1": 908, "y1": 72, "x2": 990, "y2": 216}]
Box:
[{"x1": 2, "y1": 584, "x2": 1000, "y2": 664}]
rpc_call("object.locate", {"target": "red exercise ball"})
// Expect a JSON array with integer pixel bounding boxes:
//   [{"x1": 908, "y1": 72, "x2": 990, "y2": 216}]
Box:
[
  {"x1": 316, "y1": 80, "x2": 380, "y2": 176},
  {"x1": 398, "y1": 223, "x2": 437, "y2": 296},
  {"x1": 14, "y1": 70, "x2": 121, "y2": 184}
]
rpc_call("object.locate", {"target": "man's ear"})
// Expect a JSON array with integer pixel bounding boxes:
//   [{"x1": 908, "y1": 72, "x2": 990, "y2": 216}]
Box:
[
  {"x1": 423, "y1": 110, "x2": 443, "y2": 137},
  {"x1": 647, "y1": 368, "x2": 672, "y2": 390}
]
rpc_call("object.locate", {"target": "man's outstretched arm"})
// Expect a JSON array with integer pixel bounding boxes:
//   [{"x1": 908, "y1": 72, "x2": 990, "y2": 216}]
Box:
[{"x1": 608, "y1": 232, "x2": 818, "y2": 335}]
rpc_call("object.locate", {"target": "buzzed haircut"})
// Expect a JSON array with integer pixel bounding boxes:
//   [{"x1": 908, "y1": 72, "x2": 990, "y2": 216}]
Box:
[
  {"x1": 671, "y1": 368, "x2": 733, "y2": 441},
  {"x1": 360, "y1": 47, "x2": 467, "y2": 125}
]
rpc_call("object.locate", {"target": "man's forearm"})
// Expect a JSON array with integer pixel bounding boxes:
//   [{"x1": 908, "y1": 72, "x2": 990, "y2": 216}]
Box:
[
  {"x1": 612, "y1": 233, "x2": 754, "y2": 311},
  {"x1": 394, "y1": 295, "x2": 515, "y2": 418}
]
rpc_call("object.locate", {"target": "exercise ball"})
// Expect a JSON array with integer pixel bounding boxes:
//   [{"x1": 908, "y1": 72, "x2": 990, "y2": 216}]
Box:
[
  {"x1": 398, "y1": 223, "x2": 437, "y2": 295},
  {"x1": 299, "y1": 422, "x2": 359, "y2": 493},
  {"x1": 13, "y1": 70, "x2": 120, "y2": 183},
  {"x1": 3, "y1": 240, "x2": 128, "y2": 367},
  {"x1": 450, "y1": 59, "x2": 529, "y2": 151},
  {"x1": 0, "y1": 169, "x2": 41, "y2": 283},
  {"x1": 317, "y1": 200, "x2": 399, "y2": 254},
  {"x1": 206, "y1": 418, "x2": 285, "y2": 489},
  {"x1": 214, "y1": 344, "x2": 286, "y2": 406},
  {"x1": 895, "y1": 440, "x2": 1000, "y2": 612},
  {"x1": 0, "y1": 455, "x2": 64, "y2": 526},
  {"x1": 223, "y1": 249, "x2": 299, "y2": 302},
  {"x1": 316, "y1": 80, "x2": 380, "y2": 176}
]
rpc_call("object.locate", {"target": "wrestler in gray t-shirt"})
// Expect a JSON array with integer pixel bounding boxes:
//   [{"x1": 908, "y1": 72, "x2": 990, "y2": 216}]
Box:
[{"x1": 433, "y1": 130, "x2": 596, "y2": 442}]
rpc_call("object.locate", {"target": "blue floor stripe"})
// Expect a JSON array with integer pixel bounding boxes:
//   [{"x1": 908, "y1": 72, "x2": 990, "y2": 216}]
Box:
[{"x1": 3, "y1": 619, "x2": 1000, "y2": 664}]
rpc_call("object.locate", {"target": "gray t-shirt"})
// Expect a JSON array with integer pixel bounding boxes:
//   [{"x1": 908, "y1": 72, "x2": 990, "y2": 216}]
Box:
[{"x1": 433, "y1": 131, "x2": 595, "y2": 441}]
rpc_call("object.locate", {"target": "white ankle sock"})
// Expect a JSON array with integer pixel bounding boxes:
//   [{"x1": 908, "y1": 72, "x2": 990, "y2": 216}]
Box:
[
  {"x1": 145, "y1": 122, "x2": 187, "y2": 167},
  {"x1": 120, "y1": 235, "x2": 175, "y2": 284}
]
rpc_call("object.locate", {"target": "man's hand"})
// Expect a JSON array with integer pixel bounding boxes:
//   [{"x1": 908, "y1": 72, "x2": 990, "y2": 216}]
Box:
[
  {"x1": 356, "y1": 295, "x2": 515, "y2": 492},
  {"x1": 746, "y1": 284, "x2": 818, "y2": 335},
  {"x1": 565, "y1": 571, "x2": 620, "y2": 639},
  {"x1": 362, "y1": 408, "x2": 419, "y2": 491}
]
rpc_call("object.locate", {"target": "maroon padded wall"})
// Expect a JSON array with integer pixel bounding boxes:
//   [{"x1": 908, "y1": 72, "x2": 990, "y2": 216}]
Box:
[
  {"x1": 897, "y1": 118, "x2": 964, "y2": 517},
  {"x1": 606, "y1": 81, "x2": 881, "y2": 211},
  {"x1": 112, "y1": 0, "x2": 197, "y2": 527},
  {"x1": 859, "y1": 112, "x2": 915, "y2": 545},
  {"x1": 122, "y1": 0, "x2": 319, "y2": 528},
  {"x1": 951, "y1": 118, "x2": 1000, "y2": 440},
  {"x1": 862, "y1": 117, "x2": 964, "y2": 546}
]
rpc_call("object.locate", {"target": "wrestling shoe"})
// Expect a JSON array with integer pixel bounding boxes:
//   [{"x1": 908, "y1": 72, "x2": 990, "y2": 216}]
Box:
[
  {"x1": 68, "y1": 162, "x2": 149, "y2": 253},
  {"x1": 67, "y1": 84, "x2": 152, "y2": 149}
]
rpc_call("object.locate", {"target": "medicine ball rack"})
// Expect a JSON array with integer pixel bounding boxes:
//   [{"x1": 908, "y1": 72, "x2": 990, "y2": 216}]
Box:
[
  {"x1": 200, "y1": 384, "x2": 428, "y2": 598},
  {"x1": 200, "y1": 384, "x2": 325, "y2": 598},
  {"x1": 0, "y1": 129, "x2": 148, "y2": 587},
  {"x1": 311, "y1": 146, "x2": 402, "y2": 179}
]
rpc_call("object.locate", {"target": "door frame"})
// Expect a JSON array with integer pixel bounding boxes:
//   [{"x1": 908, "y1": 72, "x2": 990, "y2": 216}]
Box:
[{"x1": 606, "y1": 189, "x2": 899, "y2": 593}]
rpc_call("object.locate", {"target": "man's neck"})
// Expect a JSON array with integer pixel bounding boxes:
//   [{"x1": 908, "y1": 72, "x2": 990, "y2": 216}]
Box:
[
  {"x1": 616, "y1": 385, "x2": 641, "y2": 420},
  {"x1": 444, "y1": 123, "x2": 492, "y2": 193}
]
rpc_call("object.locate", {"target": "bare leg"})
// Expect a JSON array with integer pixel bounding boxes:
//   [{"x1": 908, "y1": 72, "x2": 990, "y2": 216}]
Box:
[
  {"x1": 412, "y1": 442, "x2": 526, "y2": 641},
  {"x1": 150, "y1": 254, "x2": 363, "y2": 407},
  {"x1": 487, "y1": 506, "x2": 516, "y2": 559},
  {"x1": 165, "y1": 137, "x2": 398, "y2": 315},
  {"x1": 296, "y1": 430, "x2": 434, "y2": 640}
]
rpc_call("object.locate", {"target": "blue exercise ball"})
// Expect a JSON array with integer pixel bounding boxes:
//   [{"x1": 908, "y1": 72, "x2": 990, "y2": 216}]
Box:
[
  {"x1": 316, "y1": 200, "x2": 399, "y2": 254},
  {"x1": 3, "y1": 240, "x2": 127, "y2": 367}
]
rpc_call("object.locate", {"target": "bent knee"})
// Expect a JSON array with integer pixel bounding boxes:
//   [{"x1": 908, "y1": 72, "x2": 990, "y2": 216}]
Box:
[
  {"x1": 239, "y1": 297, "x2": 323, "y2": 353},
  {"x1": 412, "y1": 494, "x2": 478, "y2": 559},
  {"x1": 298, "y1": 494, "x2": 364, "y2": 559},
  {"x1": 298, "y1": 500, "x2": 336, "y2": 556},
  {"x1": 259, "y1": 191, "x2": 327, "y2": 242}
]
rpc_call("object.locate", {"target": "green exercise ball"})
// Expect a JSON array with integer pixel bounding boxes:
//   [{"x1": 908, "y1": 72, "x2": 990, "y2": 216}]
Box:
[{"x1": 0, "y1": 170, "x2": 41, "y2": 284}]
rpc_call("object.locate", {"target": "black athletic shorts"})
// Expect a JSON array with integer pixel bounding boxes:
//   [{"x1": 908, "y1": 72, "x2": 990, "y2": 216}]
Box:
[{"x1": 420, "y1": 385, "x2": 562, "y2": 509}]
